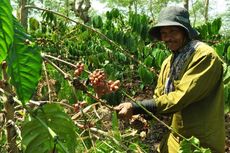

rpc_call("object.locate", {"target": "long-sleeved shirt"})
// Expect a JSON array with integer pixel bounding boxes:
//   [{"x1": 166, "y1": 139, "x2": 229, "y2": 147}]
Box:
[
  {"x1": 154, "y1": 42, "x2": 225, "y2": 153},
  {"x1": 133, "y1": 41, "x2": 225, "y2": 153}
]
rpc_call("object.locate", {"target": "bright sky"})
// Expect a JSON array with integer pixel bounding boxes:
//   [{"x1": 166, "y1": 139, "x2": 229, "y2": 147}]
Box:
[
  {"x1": 215, "y1": 0, "x2": 227, "y2": 13},
  {"x1": 91, "y1": 0, "x2": 109, "y2": 14},
  {"x1": 91, "y1": 0, "x2": 228, "y2": 15}
]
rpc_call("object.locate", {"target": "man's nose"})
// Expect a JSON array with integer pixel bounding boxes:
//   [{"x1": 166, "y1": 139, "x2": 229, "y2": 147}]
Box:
[{"x1": 163, "y1": 34, "x2": 172, "y2": 42}]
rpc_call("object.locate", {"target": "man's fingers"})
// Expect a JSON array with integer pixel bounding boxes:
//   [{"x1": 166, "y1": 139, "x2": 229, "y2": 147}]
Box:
[
  {"x1": 114, "y1": 103, "x2": 133, "y2": 120},
  {"x1": 114, "y1": 104, "x2": 123, "y2": 111},
  {"x1": 118, "y1": 107, "x2": 127, "y2": 116}
]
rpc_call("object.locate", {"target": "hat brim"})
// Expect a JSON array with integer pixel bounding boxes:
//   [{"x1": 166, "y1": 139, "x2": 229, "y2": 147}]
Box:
[{"x1": 149, "y1": 21, "x2": 198, "y2": 40}]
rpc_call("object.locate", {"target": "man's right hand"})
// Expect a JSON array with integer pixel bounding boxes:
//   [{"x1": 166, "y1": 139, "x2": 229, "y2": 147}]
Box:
[{"x1": 114, "y1": 102, "x2": 133, "y2": 120}]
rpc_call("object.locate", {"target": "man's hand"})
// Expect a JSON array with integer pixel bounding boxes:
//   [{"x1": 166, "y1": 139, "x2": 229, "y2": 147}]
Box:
[{"x1": 114, "y1": 102, "x2": 133, "y2": 120}]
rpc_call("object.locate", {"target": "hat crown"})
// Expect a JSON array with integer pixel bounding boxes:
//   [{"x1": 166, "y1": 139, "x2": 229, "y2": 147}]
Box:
[{"x1": 158, "y1": 6, "x2": 190, "y2": 26}]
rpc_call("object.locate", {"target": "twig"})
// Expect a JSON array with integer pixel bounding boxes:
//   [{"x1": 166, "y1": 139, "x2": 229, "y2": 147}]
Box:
[
  {"x1": 88, "y1": 130, "x2": 96, "y2": 152},
  {"x1": 42, "y1": 53, "x2": 92, "y2": 74},
  {"x1": 75, "y1": 131, "x2": 88, "y2": 151},
  {"x1": 42, "y1": 53, "x2": 76, "y2": 68},
  {"x1": 75, "y1": 121, "x2": 129, "y2": 151},
  {"x1": 72, "y1": 102, "x2": 99, "y2": 120},
  {"x1": 42, "y1": 56, "x2": 79, "y2": 102},
  {"x1": 28, "y1": 100, "x2": 75, "y2": 110},
  {"x1": 90, "y1": 127, "x2": 129, "y2": 150},
  {"x1": 43, "y1": 57, "x2": 71, "y2": 80},
  {"x1": 93, "y1": 105, "x2": 101, "y2": 119},
  {"x1": 42, "y1": 61, "x2": 52, "y2": 101},
  {"x1": 7, "y1": 120, "x2": 22, "y2": 140},
  {"x1": 85, "y1": 91, "x2": 113, "y2": 110}
]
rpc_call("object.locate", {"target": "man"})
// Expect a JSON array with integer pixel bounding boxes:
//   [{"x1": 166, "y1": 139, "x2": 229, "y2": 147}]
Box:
[{"x1": 113, "y1": 6, "x2": 225, "y2": 153}]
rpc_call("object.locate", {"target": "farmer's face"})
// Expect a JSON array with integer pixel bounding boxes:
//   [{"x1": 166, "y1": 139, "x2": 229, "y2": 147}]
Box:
[{"x1": 160, "y1": 26, "x2": 187, "y2": 52}]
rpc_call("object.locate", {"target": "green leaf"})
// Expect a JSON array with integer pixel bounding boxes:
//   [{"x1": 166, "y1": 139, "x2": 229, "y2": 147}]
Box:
[
  {"x1": 111, "y1": 8, "x2": 120, "y2": 18},
  {"x1": 179, "y1": 139, "x2": 192, "y2": 153},
  {"x1": 7, "y1": 18, "x2": 42, "y2": 104},
  {"x1": 152, "y1": 48, "x2": 169, "y2": 69},
  {"x1": 211, "y1": 18, "x2": 222, "y2": 35},
  {"x1": 199, "y1": 148, "x2": 212, "y2": 153},
  {"x1": 214, "y1": 43, "x2": 225, "y2": 56},
  {"x1": 112, "y1": 111, "x2": 118, "y2": 131},
  {"x1": 29, "y1": 17, "x2": 40, "y2": 31},
  {"x1": 196, "y1": 25, "x2": 208, "y2": 39},
  {"x1": 227, "y1": 45, "x2": 230, "y2": 62},
  {"x1": 116, "y1": 31, "x2": 124, "y2": 45},
  {"x1": 207, "y1": 22, "x2": 212, "y2": 36},
  {"x1": 187, "y1": 136, "x2": 200, "y2": 146},
  {"x1": 111, "y1": 111, "x2": 121, "y2": 140},
  {"x1": 140, "y1": 15, "x2": 149, "y2": 40},
  {"x1": 138, "y1": 66, "x2": 154, "y2": 85},
  {"x1": 22, "y1": 103, "x2": 76, "y2": 153},
  {"x1": 179, "y1": 137, "x2": 211, "y2": 153},
  {"x1": 93, "y1": 15, "x2": 103, "y2": 28},
  {"x1": 0, "y1": 0, "x2": 14, "y2": 62},
  {"x1": 117, "y1": 52, "x2": 126, "y2": 62},
  {"x1": 106, "y1": 11, "x2": 112, "y2": 20},
  {"x1": 144, "y1": 56, "x2": 153, "y2": 67},
  {"x1": 143, "y1": 47, "x2": 151, "y2": 56}
]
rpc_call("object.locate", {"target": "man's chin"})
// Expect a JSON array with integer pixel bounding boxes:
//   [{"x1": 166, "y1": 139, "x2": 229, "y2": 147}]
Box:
[{"x1": 167, "y1": 46, "x2": 178, "y2": 52}]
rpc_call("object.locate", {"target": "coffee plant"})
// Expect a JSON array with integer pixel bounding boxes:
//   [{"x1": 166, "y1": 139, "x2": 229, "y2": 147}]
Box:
[{"x1": 0, "y1": 0, "x2": 229, "y2": 152}]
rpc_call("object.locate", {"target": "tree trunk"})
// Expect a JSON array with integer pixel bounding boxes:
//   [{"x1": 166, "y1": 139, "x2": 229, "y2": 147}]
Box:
[
  {"x1": 4, "y1": 96, "x2": 18, "y2": 153},
  {"x1": 204, "y1": 0, "x2": 209, "y2": 22},
  {"x1": 183, "y1": 0, "x2": 189, "y2": 10},
  {"x1": 71, "y1": 0, "x2": 91, "y2": 23},
  {"x1": 20, "y1": 0, "x2": 28, "y2": 30},
  {"x1": 1, "y1": 62, "x2": 18, "y2": 153}
]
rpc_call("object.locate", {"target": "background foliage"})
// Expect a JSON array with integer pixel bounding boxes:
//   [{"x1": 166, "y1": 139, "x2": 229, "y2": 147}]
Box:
[{"x1": 0, "y1": 0, "x2": 230, "y2": 152}]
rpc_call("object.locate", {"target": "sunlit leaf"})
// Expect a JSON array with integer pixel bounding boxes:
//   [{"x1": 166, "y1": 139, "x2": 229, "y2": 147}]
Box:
[
  {"x1": 22, "y1": 103, "x2": 76, "y2": 153},
  {"x1": 7, "y1": 18, "x2": 42, "y2": 104},
  {"x1": 0, "y1": 0, "x2": 14, "y2": 62}
]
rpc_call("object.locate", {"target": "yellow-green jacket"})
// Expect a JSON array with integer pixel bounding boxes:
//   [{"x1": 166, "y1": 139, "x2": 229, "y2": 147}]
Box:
[{"x1": 154, "y1": 42, "x2": 225, "y2": 153}]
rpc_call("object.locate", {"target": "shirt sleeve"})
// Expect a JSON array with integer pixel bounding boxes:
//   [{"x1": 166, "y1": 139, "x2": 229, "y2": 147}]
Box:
[
  {"x1": 131, "y1": 99, "x2": 157, "y2": 114},
  {"x1": 155, "y1": 51, "x2": 223, "y2": 114}
]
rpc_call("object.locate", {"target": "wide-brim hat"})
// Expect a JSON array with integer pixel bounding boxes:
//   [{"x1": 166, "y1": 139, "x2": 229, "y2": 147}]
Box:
[{"x1": 149, "y1": 6, "x2": 198, "y2": 40}]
